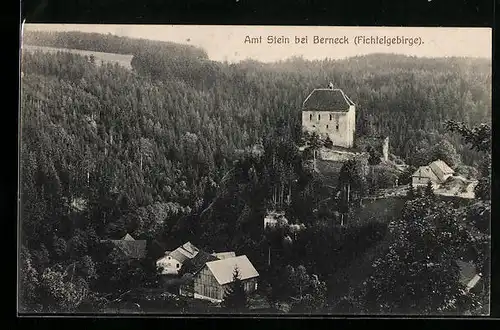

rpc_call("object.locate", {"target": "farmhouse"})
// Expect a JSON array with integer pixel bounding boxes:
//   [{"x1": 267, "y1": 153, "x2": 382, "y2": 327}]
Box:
[
  {"x1": 302, "y1": 83, "x2": 356, "y2": 148},
  {"x1": 411, "y1": 159, "x2": 455, "y2": 187},
  {"x1": 180, "y1": 255, "x2": 259, "y2": 303},
  {"x1": 102, "y1": 233, "x2": 147, "y2": 261},
  {"x1": 156, "y1": 242, "x2": 200, "y2": 275}
]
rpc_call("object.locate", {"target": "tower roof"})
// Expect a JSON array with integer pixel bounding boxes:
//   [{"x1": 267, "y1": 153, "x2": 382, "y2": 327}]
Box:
[{"x1": 302, "y1": 88, "x2": 355, "y2": 112}]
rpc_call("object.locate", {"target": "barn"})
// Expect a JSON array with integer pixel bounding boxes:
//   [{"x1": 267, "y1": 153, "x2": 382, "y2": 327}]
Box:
[
  {"x1": 411, "y1": 159, "x2": 455, "y2": 187},
  {"x1": 180, "y1": 255, "x2": 259, "y2": 303}
]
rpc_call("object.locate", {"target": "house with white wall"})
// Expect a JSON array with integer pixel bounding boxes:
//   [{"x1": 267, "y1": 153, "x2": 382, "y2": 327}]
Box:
[{"x1": 156, "y1": 242, "x2": 199, "y2": 275}]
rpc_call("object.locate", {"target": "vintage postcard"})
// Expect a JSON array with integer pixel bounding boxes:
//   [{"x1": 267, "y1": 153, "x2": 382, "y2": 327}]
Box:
[{"x1": 18, "y1": 24, "x2": 491, "y2": 315}]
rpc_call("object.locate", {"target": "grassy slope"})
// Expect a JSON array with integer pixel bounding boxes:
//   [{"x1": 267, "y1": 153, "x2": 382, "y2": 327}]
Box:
[
  {"x1": 315, "y1": 159, "x2": 344, "y2": 188},
  {"x1": 315, "y1": 154, "x2": 407, "y2": 307},
  {"x1": 327, "y1": 197, "x2": 406, "y2": 309}
]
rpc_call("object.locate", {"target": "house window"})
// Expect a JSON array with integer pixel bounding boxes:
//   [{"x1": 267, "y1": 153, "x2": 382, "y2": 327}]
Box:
[
  {"x1": 254, "y1": 282, "x2": 258, "y2": 290},
  {"x1": 312, "y1": 125, "x2": 316, "y2": 128},
  {"x1": 330, "y1": 114, "x2": 332, "y2": 121},
  {"x1": 336, "y1": 124, "x2": 339, "y2": 130},
  {"x1": 309, "y1": 114, "x2": 312, "y2": 121},
  {"x1": 326, "y1": 125, "x2": 329, "y2": 129},
  {"x1": 318, "y1": 114, "x2": 321, "y2": 120},
  {"x1": 176, "y1": 263, "x2": 180, "y2": 269},
  {"x1": 167, "y1": 256, "x2": 171, "y2": 260}
]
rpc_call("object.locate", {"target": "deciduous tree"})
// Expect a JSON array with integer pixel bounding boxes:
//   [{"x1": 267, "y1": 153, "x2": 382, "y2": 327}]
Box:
[{"x1": 362, "y1": 197, "x2": 475, "y2": 314}]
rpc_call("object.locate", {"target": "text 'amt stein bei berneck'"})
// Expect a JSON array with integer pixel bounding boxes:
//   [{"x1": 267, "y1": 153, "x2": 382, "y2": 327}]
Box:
[{"x1": 244, "y1": 35, "x2": 350, "y2": 44}]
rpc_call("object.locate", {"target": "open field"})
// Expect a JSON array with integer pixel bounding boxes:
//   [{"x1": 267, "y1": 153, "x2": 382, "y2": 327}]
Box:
[
  {"x1": 23, "y1": 45, "x2": 134, "y2": 70},
  {"x1": 354, "y1": 196, "x2": 406, "y2": 226}
]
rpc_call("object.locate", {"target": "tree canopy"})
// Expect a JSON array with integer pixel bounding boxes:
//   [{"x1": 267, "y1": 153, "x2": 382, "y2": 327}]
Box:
[{"x1": 19, "y1": 31, "x2": 491, "y2": 314}]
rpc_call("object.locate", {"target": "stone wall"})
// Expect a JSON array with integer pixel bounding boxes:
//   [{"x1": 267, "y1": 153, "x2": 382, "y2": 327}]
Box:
[{"x1": 319, "y1": 148, "x2": 365, "y2": 161}]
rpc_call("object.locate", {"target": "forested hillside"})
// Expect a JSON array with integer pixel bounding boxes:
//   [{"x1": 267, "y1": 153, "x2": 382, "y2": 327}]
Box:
[
  {"x1": 23, "y1": 30, "x2": 491, "y2": 164},
  {"x1": 19, "y1": 31, "x2": 491, "y2": 313}
]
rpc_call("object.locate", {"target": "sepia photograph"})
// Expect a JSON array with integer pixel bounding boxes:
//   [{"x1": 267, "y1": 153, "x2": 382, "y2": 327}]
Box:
[{"x1": 18, "y1": 24, "x2": 491, "y2": 316}]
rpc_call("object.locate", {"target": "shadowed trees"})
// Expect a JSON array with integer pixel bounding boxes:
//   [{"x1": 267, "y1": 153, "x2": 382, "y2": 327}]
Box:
[{"x1": 222, "y1": 267, "x2": 248, "y2": 312}]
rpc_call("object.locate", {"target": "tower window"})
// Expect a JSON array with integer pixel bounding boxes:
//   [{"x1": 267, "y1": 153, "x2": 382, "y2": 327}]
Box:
[
  {"x1": 318, "y1": 114, "x2": 321, "y2": 120},
  {"x1": 309, "y1": 114, "x2": 312, "y2": 121},
  {"x1": 336, "y1": 124, "x2": 339, "y2": 130},
  {"x1": 326, "y1": 125, "x2": 329, "y2": 129},
  {"x1": 330, "y1": 114, "x2": 332, "y2": 121}
]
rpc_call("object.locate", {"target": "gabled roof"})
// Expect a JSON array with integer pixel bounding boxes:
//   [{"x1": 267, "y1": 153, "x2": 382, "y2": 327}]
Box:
[
  {"x1": 109, "y1": 240, "x2": 147, "y2": 260},
  {"x1": 205, "y1": 255, "x2": 259, "y2": 285},
  {"x1": 412, "y1": 159, "x2": 454, "y2": 184},
  {"x1": 430, "y1": 159, "x2": 454, "y2": 174},
  {"x1": 302, "y1": 88, "x2": 355, "y2": 112},
  {"x1": 168, "y1": 242, "x2": 200, "y2": 264},
  {"x1": 182, "y1": 250, "x2": 219, "y2": 275},
  {"x1": 122, "y1": 233, "x2": 135, "y2": 241},
  {"x1": 182, "y1": 242, "x2": 198, "y2": 254},
  {"x1": 429, "y1": 159, "x2": 454, "y2": 181},
  {"x1": 412, "y1": 165, "x2": 441, "y2": 183}
]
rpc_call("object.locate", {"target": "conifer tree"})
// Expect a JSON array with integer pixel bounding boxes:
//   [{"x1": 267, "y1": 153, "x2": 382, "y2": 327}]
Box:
[
  {"x1": 407, "y1": 181, "x2": 416, "y2": 200},
  {"x1": 222, "y1": 266, "x2": 248, "y2": 312},
  {"x1": 425, "y1": 181, "x2": 435, "y2": 198}
]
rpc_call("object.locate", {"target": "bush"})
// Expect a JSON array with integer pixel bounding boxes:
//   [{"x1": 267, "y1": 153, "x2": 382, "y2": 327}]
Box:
[
  {"x1": 372, "y1": 165, "x2": 399, "y2": 189},
  {"x1": 399, "y1": 166, "x2": 416, "y2": 185},
  {"x1": 454, "y1": 165, "x2": 479, "y2": 180}
]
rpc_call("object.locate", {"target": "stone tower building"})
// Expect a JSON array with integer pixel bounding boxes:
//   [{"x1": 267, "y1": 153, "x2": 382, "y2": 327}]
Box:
[{"x1": 301, "y1": 84, "x2": 356, "y2": 149}]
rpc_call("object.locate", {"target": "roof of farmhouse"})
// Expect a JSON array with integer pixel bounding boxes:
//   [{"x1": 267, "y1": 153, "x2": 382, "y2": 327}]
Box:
[
  {"x1": 302, "y1": 87, "x2": 355, "y2": 112},
  {"x1": 168, "y1": 241, "x2": 200, "y2": 264},
  {"x1": 206, "y1": 255, "x2": 259, "y2": 285},
  {"x1": 412, "y1": 159, "x2": 455, "y2": 184},
  {"x1": 107, "y1": 235, "x2": 147, "y2": 260},
  {"x1": 182, "y1": 250, "x2": 219, "y2": 275}
]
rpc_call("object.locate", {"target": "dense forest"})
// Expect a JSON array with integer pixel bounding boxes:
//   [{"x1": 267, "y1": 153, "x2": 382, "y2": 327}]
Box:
[
  {"x1": 19, "y1": 30, "x2": 491, "y2": 314},
  {"x1": 22, "y1": 30, "x2": 491, "y2": 165}
]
